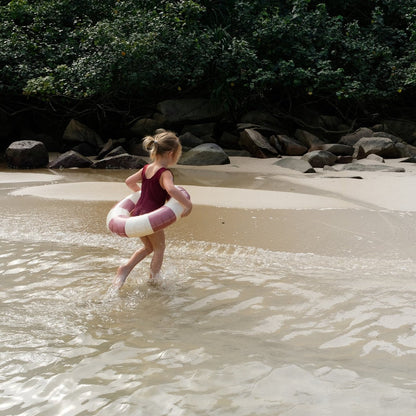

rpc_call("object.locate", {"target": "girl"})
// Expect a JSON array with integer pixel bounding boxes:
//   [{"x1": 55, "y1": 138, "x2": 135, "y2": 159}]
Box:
[{"x1": 112, "y1": 130, "x2": 192, "y2": 289}]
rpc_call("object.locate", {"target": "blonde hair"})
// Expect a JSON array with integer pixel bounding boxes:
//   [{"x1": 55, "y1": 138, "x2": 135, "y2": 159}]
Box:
[{"x1": 142, "y1": 129, "x2": 182, "y2": 160}]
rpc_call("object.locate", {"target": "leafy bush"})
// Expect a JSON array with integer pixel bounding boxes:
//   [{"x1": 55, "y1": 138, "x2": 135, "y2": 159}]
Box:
[{"x1": 0, "y1": 0, "x2": 415, "y2": 110}]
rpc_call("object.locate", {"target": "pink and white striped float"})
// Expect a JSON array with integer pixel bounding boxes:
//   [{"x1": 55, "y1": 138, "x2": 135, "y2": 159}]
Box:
[{"x1": 106, "y1": 186, "x2": 190, "y2": 238}]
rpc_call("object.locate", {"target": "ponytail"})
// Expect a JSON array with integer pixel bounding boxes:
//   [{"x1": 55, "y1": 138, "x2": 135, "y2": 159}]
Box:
[{"x1": 142, "y1": 130, "x2": 181, "y2": 160}]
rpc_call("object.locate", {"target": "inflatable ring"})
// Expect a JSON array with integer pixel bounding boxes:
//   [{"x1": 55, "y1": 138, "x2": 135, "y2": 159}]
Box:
[{"x1": 106, "y1": 186, "x2": 190, "y2": 238}]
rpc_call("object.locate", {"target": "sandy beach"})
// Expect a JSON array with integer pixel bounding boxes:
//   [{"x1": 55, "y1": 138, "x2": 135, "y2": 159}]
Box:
[
  {"x1": 4, "y1": 156, "x2": 416, "y2": 257},
  {"x1": 8, "y1": 156, "x2": 416, "y2": 210}
]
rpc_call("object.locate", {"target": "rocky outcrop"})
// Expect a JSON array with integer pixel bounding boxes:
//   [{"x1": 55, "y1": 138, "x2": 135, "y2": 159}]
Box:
[
  {"x1": 309, "y1": 143, "x2": 353, "y2": 156},
  {"x1": 302, "y1": 150, "x2": 337, "y2": 168},
  {"x1": 3, "y1": 98, "x2": 416, "y2": 172},
  {"x1": 239, "y1": 128, "x2": 278, "y2": 158},
  {"x1": 295, "y1": 129, "x2": 325, "y2": 148},
  {"x1": 178, "y1": 143, "x2": 230, "y2": 165},
  {"x1": 354, "y1": 137, "x2": 398, "y2": 158},
  {"x1": 49, "y1": 150, "x2": 92, "y2": 168},
  {"x1": 6, "y1": 140, "x2": 49, "y2": 168},
  {"x1": 62, "y1": 119, "x2": 103, "y2": 153},
  {"x1": 339, "y1": 127, "x2": 374, "y2": 146},
  {"x1": 273, "y1": 135, "x2": 307, "y2": 156}
]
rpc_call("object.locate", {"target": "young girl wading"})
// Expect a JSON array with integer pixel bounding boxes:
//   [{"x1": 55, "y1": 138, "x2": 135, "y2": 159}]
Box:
[{"x1": 113, "y1": 130, "x2": 192, "y2": 289}]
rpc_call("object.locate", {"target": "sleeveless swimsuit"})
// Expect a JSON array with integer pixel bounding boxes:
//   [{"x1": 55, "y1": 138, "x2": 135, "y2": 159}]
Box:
[{"x1": 130, "y1": 165, "x2": 169, "y2": 216}]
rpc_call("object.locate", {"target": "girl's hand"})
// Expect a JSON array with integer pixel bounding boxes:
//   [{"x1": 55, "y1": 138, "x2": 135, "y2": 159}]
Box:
[{"x1": 181, "y1": 205, "x2": 192, "y2": 217}]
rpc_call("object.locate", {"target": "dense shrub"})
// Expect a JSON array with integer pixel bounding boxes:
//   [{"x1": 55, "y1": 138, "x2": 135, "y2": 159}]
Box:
[{"x1": 0, "y1": 0, "x2": 415, "y2": 110}]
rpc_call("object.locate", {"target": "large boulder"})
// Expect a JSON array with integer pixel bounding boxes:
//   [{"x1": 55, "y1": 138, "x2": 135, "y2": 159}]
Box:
[
  {"x1": 302, "y1": 150, "x2": 337, "y2": 168},
  {"x1": 6, "y1": 140, "x2": 49, "y2": 168},
  {"x1": 181, "y1": 122, "x2": 216, "y2": 139},
  {"x1": 218, "y1": 131, "x2": 240, "y2": 149},
  {"x1": 178, "y1": 143, "x2": 230, "y2": 165},
  {"x1": 129, "y1": 118, "x2": 162, "y2": 138},
  {"x1": 62, "y1": 119, "x2": 103, "y2": 150},
  {"x1": 157, "y1": 98, "x2": 225, "y2": 124},
  {"x1": 339, "y1": 127, "x2": 373, "y2": 146},
  {"x1": 91, "y1": 154, "x2": 146, "y2": 169},
  {"x1": 274, "y1": 157, "x2": 315, "y2": 173},
  {"x1": 179, "y1": 132, "x2": 204, "y2": 148},
  {"x1": 309, "y1": 143, "x2": 354, "y2": 156},
  {"x1": 383, "y1": 119, "x2": 416, "y2": 144},
  {"x1": 354, "y1": 137, "x2": 398, "y2": 158},
  {"x1": 239, "y1": 128, "x2": 278, "y2": 158},
  {"x1": 273, "y1": 135, "x2": 307, "y2": 156},
  {"x1": 294, "y1": 129, "x2": 325, "y2": 148},
  {"x1": 49, "y1": 150, "x2": 92, "y2": 168},
  {"x1": 395, "y1": 142, "x2": 416, "y2": 158}
]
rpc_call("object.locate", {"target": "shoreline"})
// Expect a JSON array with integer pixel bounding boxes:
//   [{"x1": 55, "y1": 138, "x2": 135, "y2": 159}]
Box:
[
  {"x1": 1, "y1": 156, "x2": 416, "y2": 258},
  {"x1": 2, "y1": 156, "x2": 416, "y2": 212}
]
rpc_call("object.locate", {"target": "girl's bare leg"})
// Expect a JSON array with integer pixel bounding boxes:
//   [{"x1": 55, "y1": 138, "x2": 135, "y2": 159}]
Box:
[
  {"x1": 147, "y1": 230, "x2": 165, "y2": 280},
  {"x1": 112, "y1": 237, "x2": 153, "y2": 289}
]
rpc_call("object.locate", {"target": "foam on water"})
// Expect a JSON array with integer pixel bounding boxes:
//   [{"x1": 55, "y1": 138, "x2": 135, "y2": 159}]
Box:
[{"x1": 1, "y1": 222, "x2": 416, "y2": 415}]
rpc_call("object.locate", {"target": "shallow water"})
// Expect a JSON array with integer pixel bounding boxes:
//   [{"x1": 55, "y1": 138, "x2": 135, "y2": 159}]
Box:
[{"x1": 1, "y1": 170, "x2": 416, "y2": 415}]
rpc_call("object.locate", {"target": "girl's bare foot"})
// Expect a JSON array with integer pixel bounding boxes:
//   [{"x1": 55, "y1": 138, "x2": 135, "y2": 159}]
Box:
[{"x1": 112, "y1": 265, "x2": 130, "y2": 289}]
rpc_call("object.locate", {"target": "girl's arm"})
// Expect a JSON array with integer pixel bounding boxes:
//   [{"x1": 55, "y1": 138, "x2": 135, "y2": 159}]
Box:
[
  {"x1": 125, "y1": 169, "x2": 143, "y2": 192},
  {"x1": 161, "y1": 171, "x2": 192, "y2": 217}
]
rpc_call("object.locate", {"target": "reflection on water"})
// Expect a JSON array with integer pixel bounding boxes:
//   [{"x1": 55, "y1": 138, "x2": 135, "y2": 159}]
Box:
[{"x1": 1, "y1": 177, "x2": 416, "y2": 415}]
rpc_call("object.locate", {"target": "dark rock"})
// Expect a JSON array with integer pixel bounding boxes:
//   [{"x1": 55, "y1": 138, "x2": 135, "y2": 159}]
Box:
[
  {"x1": 383, "y1": 119, "x2": 416, "y2": 144},
  {"x1": 63, "y1": 119, "x2": 103, "y2": 149},
  {"x1": 106, "y1": 145, "x2": 128, "y2": 158},
  {"x1": 91, "y1": 154, "x2": 147, "y2": 169},
  {"x1": 353, "y1": 145, "x2": 366, "y2": 160},
  {"x1": 129, "y1": 118, "x2": 162, "y2": 138},
  {"x1": 236, "y1": 123, "x2": 279, "y2": 137},
  {"x1": 336, "y1": 155, "x2": 354, "y2": 164},
  {"x1": 274, "y1": 158, "x2": 315, "y2": 173},
  {"x1": 269, "y1": 135, "x2": 284, "y2": 154},
  {"x1": 181, "y1": 122, "x2": 216, "y2": 139},
  {"x1": 224, "y1": 149, "x2": 251, "y2": 157},
  {"x1": 339, "y1": 127, "x2": 373, "y2": 146},
  {"x1": 49, "y1": 150, "x2": 92, "y2": 168},
  {"x1": 178, "y1": 143, "x2": 230, "y2": 166},
  {"x1": 302, "y1": 150, "x2": 337, "y2": 168},
  {"x1": 401, "y1": 156, "x2": 416, "y2": 163},
  {"x1": 309, "y1": 143, "x2": 353, "y2": 156},
  {"x1": 294, "y1": 129, "x2": 325, "y2": 148},
  {"x1": 394, "y1": 142, "x2": 416, "y2": 158},
  {"x1": 372, "y1": 131, "x2": 402, "y2": 143},
  {"x1": 239, "y1": 128, "x2": 278, "y2": 158},
  {"x1": 274, "y1": 135, "x2": 307, "y2": 156},
  {"x1": 97, "y1": 139, "x2": 115, "y2": 160},
  {"x1": 218, "y1": 131, "x2": 240, "y2": 150},
  {"x1": 126, "y1": 138, "x2": 149, "y2": 157},
  {"x1": 71, "y1": 142, "x2": 98, "y2": 156},
  {"x1": 6, "y1": 140, "x2": 49, "y2": 169},
  {"x1": 354, "y1": 137, "x2": 398, "y2": 158},
  {"x1": 179, "y1": 132, "x2": 204, "y2": 148}
]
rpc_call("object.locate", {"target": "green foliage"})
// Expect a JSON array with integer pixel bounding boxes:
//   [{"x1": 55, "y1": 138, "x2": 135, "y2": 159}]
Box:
[{"x1": 0, "y1": 0, "x2": 415, "y2": 108}]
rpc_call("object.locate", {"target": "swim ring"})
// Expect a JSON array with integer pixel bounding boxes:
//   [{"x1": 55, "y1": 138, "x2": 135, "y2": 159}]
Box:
[{"x1": 106, "y1": 186, "x2": 190, "y2": 238}]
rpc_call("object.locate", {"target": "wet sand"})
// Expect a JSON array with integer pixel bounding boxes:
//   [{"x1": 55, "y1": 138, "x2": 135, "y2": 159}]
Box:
[{"x1": 3, "y1": 156, "x2": 416, "y2": 258}]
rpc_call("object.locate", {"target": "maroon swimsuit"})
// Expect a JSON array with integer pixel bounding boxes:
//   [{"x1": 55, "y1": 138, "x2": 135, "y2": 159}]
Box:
[{"x1": 130, "y1": 165, "x2": 169, "y2": 216}]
